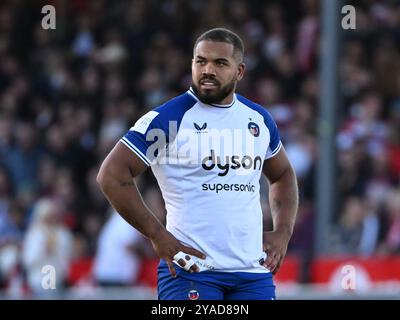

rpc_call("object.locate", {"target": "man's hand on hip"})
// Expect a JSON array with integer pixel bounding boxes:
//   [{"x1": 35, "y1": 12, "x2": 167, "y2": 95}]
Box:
[
  {"x1": 151, "y1": 230, "x2": 206, "y2": 277},
  {"x1": 261, "y1": 229, "x2": 291, "y2": 275}
]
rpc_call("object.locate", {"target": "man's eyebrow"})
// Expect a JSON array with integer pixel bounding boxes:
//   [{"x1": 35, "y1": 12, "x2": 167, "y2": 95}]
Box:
[
  {"x1": 214, "y1": 58, "x2": 230, "y2": 63},
  {"x1": 195, "y1": 55, "x2": 230, "y2": 63}
]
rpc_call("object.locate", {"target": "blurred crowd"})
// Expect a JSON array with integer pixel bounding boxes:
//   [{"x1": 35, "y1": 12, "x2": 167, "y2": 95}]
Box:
[{"x1": 0, "y1": 0, "x2": 399, "y2": 293}]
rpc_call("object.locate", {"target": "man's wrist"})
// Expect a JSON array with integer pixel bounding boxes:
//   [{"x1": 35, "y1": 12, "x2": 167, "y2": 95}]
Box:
[
  {"x1": 148, "y1": 224, "x2": 166, "y2": 242},
  {"x1": 273, "y1": 225, "x2": 293, "y2": 239}
]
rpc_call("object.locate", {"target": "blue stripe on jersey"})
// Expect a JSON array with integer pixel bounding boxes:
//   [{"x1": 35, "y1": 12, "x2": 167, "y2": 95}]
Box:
[
  {"x1": 120, "y1": 137, "x2": 151, "y2": 166},
  {"x1": 122, "y1": 92, "x2": 197, "y2": 165},
  {"x1": 236, "y1": 94, "x2": 281, "y2": 155},
  {"x1": 271, "y1": 140, "x2": 282, "y2": 155}
]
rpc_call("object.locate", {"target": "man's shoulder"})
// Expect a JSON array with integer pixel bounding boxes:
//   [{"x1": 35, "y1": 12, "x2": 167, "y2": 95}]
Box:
[
  {"x1": 132, "y1": 91, "x2": 197, "y2": 133},
  {"x1": 236, "y1": 94, "x2": 274, "y2": 122},
  {"x1": 153, "y1": 91, "x2": 197, "y2": 119}
]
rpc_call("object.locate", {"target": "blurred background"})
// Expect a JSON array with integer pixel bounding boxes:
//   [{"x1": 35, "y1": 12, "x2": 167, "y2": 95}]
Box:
[{"x1": 0, "y1": 0, "x2": 399, "y2": 299}]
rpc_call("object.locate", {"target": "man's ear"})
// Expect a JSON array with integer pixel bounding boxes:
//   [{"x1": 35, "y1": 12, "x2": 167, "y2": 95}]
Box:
[{"x1": 237, "y1": 62, "x2": 246, "y2": 81}]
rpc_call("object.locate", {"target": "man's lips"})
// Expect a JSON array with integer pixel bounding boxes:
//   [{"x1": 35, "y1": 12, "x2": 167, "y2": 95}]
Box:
[{"x1": 199, "y1": 79, "x2": 219, "y2": 88}]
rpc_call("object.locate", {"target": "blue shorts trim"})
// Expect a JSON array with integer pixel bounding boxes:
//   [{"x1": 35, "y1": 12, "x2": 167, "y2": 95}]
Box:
[{"x1": 157, "y1": 260, "x2": 276, "y2": 300}]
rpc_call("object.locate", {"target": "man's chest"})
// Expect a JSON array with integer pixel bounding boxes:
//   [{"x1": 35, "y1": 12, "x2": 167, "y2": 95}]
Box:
[{"x1": 167, "y1": 108, "x2": 270, "y2": 172}]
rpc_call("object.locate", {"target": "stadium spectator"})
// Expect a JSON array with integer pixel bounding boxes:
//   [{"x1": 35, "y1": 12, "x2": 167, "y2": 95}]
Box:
[
  {"x1": 92, "y1": 209, "x2": 143, "y2": 287},
  {"x1": 21, "y1": 198, "x2": 73, "y2": 294}
]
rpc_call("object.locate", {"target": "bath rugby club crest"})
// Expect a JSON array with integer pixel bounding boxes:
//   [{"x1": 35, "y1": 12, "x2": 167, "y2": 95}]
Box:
[
  {"x1": 248, "y1": 122, "x2": 260, "y2": 137},
  {"x1": 188, "y1": 289, "x2": 200, "y2": 300}
]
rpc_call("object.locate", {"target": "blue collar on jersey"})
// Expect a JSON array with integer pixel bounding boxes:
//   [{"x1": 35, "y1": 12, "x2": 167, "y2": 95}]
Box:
[{"x1": 188, "y1": 87, "x2": 236, "y2": 108}]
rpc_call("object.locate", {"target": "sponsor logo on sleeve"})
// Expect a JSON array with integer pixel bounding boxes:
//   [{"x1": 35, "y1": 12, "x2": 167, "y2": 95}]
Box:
[{"x1": 130, "y1": 111, "x2": 159, "y2": 134}]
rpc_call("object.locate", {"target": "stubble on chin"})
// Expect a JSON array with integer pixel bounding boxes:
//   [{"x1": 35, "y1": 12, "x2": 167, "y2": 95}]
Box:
[{"x1": 191, "y1": 81, "x2": 235, "y2": 104}]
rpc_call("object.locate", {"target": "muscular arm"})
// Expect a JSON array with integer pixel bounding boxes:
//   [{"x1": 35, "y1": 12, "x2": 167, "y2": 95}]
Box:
[
  {"x1": 97, "y1": 141, "x2": 205, "y2": 276},
  {"x1": 263, "y1": 146, "x2": 299, "y2": 237},
  {"x1": 97, "y1": 141, "x2": 163, "y2": 239},
  {"x1": 261, "y1": 146, "x2": 299, "y2": 274}
]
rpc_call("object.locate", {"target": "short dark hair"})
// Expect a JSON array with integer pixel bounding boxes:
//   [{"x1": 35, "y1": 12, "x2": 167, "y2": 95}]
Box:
[{"x1": 193, "y1": 28, "x2": 244, "y2": 61}]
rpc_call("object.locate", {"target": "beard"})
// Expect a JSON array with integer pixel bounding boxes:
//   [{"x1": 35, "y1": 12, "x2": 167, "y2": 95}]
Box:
[{"x1": 191, "y1": 78, "x2": 236, "y2": 105}]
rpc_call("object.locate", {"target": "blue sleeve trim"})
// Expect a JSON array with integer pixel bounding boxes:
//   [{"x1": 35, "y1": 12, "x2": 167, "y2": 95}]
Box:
[
  {"x1": 270, "y1": 140, "x2": 282, "y2": 157},
  {"x1": 120, "y1": 138, "x2": 151, "y2": 166}
]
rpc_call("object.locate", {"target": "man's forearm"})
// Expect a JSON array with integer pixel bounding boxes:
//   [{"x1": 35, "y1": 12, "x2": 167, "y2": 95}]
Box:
[
  {"x1": 268, "y1": 166, "x2": 299, "y2": 237},
  {"x1": 98, "y1": 170, "x2": 165, "y2": 241}
]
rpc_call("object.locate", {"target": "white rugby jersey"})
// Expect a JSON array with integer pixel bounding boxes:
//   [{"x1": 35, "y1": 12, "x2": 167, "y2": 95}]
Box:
[{"x1": 121, "y1": 88, "x2": 282, "y2": 273}]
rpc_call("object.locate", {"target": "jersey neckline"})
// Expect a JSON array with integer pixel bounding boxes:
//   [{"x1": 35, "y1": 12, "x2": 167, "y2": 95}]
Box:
[{"x1": 188, "y1": 87, "x2": 236, "y2": 108}]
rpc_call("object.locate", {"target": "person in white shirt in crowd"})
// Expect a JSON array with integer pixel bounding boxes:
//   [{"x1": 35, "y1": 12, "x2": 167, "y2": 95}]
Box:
[
  {"x1": 93, "y1": 209, "x2": 143, "y2": 287},
  {"x1": 22, "y1": 198, "x2": 73, "y2": 294}
]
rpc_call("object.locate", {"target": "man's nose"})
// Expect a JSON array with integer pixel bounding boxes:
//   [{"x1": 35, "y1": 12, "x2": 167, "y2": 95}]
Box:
[{"x1": 202, "y1": 63, "x2": 216, "y2": 76}]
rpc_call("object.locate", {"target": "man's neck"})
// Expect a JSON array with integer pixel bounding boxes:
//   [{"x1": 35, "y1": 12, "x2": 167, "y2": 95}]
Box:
[{"x1": 189, "y1": 87, "x2": 235, "y2": 107}]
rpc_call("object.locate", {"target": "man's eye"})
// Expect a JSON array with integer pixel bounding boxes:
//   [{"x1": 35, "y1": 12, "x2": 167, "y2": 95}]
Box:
[
  {"x1": 196, "y1": 60, "x2": 205, "y2": 64},
  {"x1": 217, "y1": 61, "x2": 226, "y2": 66}
]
